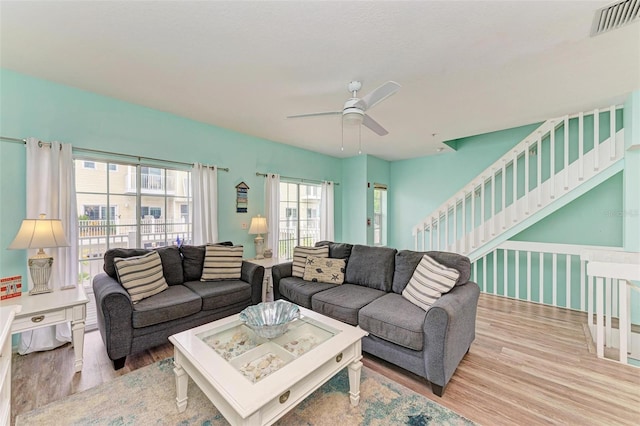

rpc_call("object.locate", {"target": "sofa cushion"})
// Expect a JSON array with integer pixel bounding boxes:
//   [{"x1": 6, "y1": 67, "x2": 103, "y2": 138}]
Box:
[
  {"x1": 392, "y1": 250, "x2": 471, "y2": 294},
  {"x1": 303, "y1": 256, "x2": 346, "y2": 284},
  {"x1": 344, "y1": 245, "x2": 397, "y2": 292},
  {"x1": 180, "y1": 242, "x2": 234, "y2": 282},
  {"x1": 279, "y1": 277, "x2": 336, "y2": 308},
  {"x1": 104, "y1": 246, "x2": 183, "y2": 286},
  {"x1": 311, "y1": 284, "x2": 386, "y2": 326},
  {"x1": 402, "y1": 255, "x2": 459, "y2": 312},
  {"x1": 358, "y1": 293, "x2": 426, "y2": 351},
  {"x1": 201, "y1": 245, "x2": 244, "y2": 281},
  {"x1": 132, "y1": 284, "x2": 202, "y2": 328},
  {"x1": 183, "y1": 280, "x2": 252, "y2": 311},
  {"x1": 114, "y1": 251, "x2": 169, "y2": 303},
  {"x1": 314, "y1": 241, "x2": 353, "y2": 260},
  {"x1": 292, "y1": 245, "x2": 329, "y2": 278}
]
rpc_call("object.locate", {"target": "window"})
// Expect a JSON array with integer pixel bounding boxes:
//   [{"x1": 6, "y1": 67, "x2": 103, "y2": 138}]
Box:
[
  {"x1": 75, "y1": 158, "x2": 191, "y2": 292},
  {"x1": 373, "y1": 184, "x2": 387, "y2": 246},
  {"x1": 279, "y1": 182, "x2": 321, "y2": 259}
]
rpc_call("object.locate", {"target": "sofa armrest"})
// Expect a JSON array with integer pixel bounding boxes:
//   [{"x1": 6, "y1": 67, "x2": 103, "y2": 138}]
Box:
[
  {"x1": 272, "y1": 262, "x2": 293, "y2": 300},
  {"x1": 92, "y1": 273, "x2": 134, "y2": 361},
  {"x1": 423, "y1": 281, "x2": 480, "y2": 389},
  {"x1": 241, "y1": 261, "x2": 264, "y2": 304}
]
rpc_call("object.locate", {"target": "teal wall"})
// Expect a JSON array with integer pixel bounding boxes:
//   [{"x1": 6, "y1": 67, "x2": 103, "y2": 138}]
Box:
[
  {"x1": 340, "y1": 155, "x2": 367, "y2": 244},
  {"x1": 389, "y1": 123, "x2": 542, "y2": 250},
  {"x1": 0, "y1": 69, "x2": 343, "y2": 282}
]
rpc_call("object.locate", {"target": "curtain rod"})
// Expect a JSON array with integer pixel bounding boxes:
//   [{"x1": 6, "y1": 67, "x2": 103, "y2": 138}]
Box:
[
  {"x1": 0, "y1": 135, "x2": 229, "y2": 172},
  {"x1": 256, "y1": 172, "x2": 339, "y2": 186}
]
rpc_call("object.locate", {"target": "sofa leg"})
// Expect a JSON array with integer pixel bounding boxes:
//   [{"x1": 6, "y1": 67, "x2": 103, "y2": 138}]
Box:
[
  {"x1": 113, "y1": 357, "x2": 126, "y2": 370},
  {"x1": 431, "y1": 383, "x2": 445, "y2": 397}
]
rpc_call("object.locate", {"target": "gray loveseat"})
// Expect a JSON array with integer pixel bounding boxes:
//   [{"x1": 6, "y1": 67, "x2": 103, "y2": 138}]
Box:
[
  {"x1": 272, "y1": 242, "x2": 480, "y2": 396},
  {"x1": 93, "y1": 244, "x2": 264, "y2": 369}
]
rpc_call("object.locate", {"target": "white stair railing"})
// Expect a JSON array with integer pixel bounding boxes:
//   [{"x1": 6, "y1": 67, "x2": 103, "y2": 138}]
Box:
[
  {"x1": 582, "y1": 249, "x2": 640, "y2": 365},
  {"x1": 413, "y1": 105, "x2": 624, "y2": 260}
]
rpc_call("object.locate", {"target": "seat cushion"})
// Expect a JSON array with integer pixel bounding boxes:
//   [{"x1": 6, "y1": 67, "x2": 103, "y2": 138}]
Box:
[
  {"x1": 132, "y1": 285, "x2": 202, "y2": 328},
  {"x1": 344, "y1": 245, "x2": 397, "y2": 291},
  {"x1": 311, "y1": 284, "x2": 386, "y2": 326},
  {"x1": 279, "y1": 277, "x2": 336, "y2": 308},
  {"x1": 358, "y1": 293, "x2": 426, "y2": 351},
  {"x1": 183, "y1": 280, "x2": 252, "y2": 311}
]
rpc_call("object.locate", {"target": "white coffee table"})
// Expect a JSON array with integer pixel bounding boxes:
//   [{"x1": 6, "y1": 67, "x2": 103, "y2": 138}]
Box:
[{"x1": 169, "y1": 307, "x2": 368, "y2": 426}]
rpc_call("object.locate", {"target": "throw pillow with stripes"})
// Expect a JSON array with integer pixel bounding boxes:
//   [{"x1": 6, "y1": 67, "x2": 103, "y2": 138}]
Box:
[
  {"x1": 402, "y1": 254, "x2": 460, "y2": 312},
  {"x1": 292, "y1": 245, "x2": 329, "y2": 278},
  {"x1": 114, "y1": 251, "x2": 168, "y2": 304},
  {"x1": 201, "y1": 245, "x2": 244, "y2": 281}
]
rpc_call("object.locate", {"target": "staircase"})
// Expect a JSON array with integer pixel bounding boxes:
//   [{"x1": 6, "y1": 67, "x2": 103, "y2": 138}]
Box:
[{"x1": 412, "y1": 105, "x2": 625, "y2": 262}]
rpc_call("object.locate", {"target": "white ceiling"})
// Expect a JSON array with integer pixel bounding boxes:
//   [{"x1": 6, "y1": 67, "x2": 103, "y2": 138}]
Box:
[{"x1": 1, "y1": 1, "x2": 638, "y2": 161}]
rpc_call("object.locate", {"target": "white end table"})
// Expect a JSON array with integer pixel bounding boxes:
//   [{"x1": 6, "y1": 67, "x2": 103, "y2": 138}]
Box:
[
  {"x1": 0, "y1": 285, "x2": 89, "y2": 372},
  {"x1": 245, "y1": 257, "x2": 288, "y2": 302}
]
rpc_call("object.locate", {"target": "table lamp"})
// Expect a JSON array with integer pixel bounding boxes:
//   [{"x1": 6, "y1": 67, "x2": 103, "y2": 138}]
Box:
[
  {"x1": 248, "y1": 215, "x2": 268, "y2": 259},
  {"x1": 8, "y1": 214, "x2": 70, "y2": 295}
]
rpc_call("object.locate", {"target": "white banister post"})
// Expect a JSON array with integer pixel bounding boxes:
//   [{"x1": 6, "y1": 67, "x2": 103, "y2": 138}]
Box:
[
  {"x1": 493, "y1": 250, "x2": 498, "y2": 295},
  {"x1": 480, "y1": 177, "x2": 485, "y2": 242},
  {"x1": 515, "y1": 250, "x2": 520, "y2": 300},
  {"x1": 471, "y1": 186, "x2": 476, "y2": 249},
  {"x1": 501, "y1": 160, "x2": 506, "y2": 229},
  {"x1": 526, "y1": 251, "x2": 532, "y2": 302},
  {"x1": 610, "y1": 105, "x2": 616, "y2": 160},
  {"x1": 588, "y1": 273, "x2": 594, "y2": 328},
  {"x1": 453, "y1": 200, "x2": 458, "y2": 253},
  {"x1": 580, "y1": 259, "x2": 586, "y2": 312},
  {"x1": 564, "y1": 115, "x2": 570, "y2": 190},
  {"x1": 513, "y1": 152, "x2": 518, "y2": 222},
  {"x1": 482, "y1": 255, "x2": 487, "y2": 293},
  {"x1": 525, "y1": 141, "x2": 530, "y2": 215},
  {"x1": 503, "y1": 249, "x2": 508, "y2": 297},
  {"x1": 539, "y1": 252, "x2": 544, "y2": 303},
  {"x1": 605, "y1": 278, "x2": 612, "y2": 348},
  {"x1": 552, "y1": 253, "x2": 558, "y2": 306},
  {"x1": 566, "y1": 254, "x2": 572, "y2": 309},
  {"x1": 594, "y1": 108, "x2": 600, "y2": 171},
  {"x1": 619, "y1": 279, "x2": 629, "y2": 364},
  {"x1": 550, "y1": 122, "x2": 556, "y2": 199},
  {"x1": 537, "y1": 134, "x2": 542, "y2": 207},
  {"x1": 491, "y1": 171, "x2": 496, "y2": 235},
  {"x1": 445, "y1": 205, "x2": 449, "y2": 251},
  {"x1": 578, "y1": 112, "x2": 584, "y2": 181},
  {"x1": 462, "y1": 193, "x2": 466, "y2": 254},
  {"x1": 596, "y1": 276, "x2": 604, "y2": 358}
]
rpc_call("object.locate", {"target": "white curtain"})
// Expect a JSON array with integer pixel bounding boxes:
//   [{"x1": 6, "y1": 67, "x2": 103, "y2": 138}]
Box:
[
  {"x1": 265, "y1": 173, "x2": 280, "y2": 257},
  {"x1": 320, "y1": 181, "x2": 335, "y2": 241},
  {"x1": 192, "y1": 163, "x2": 218, "y2": 245},
  {"x1": 20, "y1": 138, "x2": 78, "y2": 354}
]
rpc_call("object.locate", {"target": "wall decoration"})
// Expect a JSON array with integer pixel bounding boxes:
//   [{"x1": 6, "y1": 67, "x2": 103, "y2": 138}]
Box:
[
  {"x1": 236, "y1": 182, "x2": 249, "y2": 213},
  {"x1": 1, "y1": 275, "x2": 22, "y2": 300}
]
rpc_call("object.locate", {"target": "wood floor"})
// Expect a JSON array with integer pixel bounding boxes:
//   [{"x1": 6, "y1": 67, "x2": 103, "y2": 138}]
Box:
[{"x1": 10, "y1": 294, "x2": 640, "y2": 425}]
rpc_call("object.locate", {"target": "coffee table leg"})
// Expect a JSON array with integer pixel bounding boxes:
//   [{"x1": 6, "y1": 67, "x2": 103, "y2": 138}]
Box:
[
  {"x1": 348, "y1": 360, "x2": 363, "y2": 406},
  {"x1": 174, "y1": 353, "x2": 189, "y2": 413}
]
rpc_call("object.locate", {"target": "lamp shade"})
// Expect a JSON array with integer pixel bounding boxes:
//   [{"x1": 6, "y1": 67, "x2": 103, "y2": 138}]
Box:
[
  {"x1": 8, "y1": 218, "x2": 70, "y2": 250},
  {"x1": 248, "y1": 215, "x2": 268, "y2": 235}
]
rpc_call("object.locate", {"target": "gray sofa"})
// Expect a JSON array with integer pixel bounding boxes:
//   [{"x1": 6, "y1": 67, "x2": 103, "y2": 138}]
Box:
[
  {"x1": 272, "y1": 242, "x2": 480, "y2": 396},
  {"x1": 93, "y1": 244, "x2": 264, "y2": 369}
]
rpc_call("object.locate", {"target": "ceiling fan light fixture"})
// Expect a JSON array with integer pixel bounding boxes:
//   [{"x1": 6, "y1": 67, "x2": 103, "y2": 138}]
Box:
[{"x1": 343, "y1": 107, "x2": 364, "y2": 125}]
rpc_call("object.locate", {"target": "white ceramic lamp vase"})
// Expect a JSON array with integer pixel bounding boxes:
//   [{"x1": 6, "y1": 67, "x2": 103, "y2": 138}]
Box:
[
  {"x1": 248, "y1": 215, "x2": 268, "y2": 259},
  {"x1": 8, "y1": 214, "x2": 70, "y2": 295}
]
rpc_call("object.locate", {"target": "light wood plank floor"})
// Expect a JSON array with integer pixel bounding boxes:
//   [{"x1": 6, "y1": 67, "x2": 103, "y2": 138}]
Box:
[{"x1": 11, "y1": 294, "x2": 640, "y2": 425}]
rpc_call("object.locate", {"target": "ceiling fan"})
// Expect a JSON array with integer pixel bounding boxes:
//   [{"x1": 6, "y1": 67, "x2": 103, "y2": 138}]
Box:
[{"x1": 287, "y1": 80, "x2": 401, "y2": 136}]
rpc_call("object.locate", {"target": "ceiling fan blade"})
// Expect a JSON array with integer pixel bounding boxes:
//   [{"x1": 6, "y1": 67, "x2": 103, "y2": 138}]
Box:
[
  {"x1": 287, "y1": 111, "x2": 341, "y2": 119},
  {"x1": 362, "y1": 114, "x2": 389, "y2": 136},
  {"x1": 357, "y1": 81, "x2": 401, "y2": 111}
]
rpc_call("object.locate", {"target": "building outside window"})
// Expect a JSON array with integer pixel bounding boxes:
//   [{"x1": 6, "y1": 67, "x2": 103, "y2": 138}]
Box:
[
  {"x1": 278, "y1": 181, "x2": 321, "y2": 259},
  {"x1": 75, "y1": 158, "x2": 191, "y2": 290},
  {"x1": 373, "y1": 184, "x2": 388, "y2": 246}
]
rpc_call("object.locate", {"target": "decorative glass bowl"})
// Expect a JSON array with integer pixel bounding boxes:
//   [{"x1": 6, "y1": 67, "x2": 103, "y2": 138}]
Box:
[{"x1": 239, "y1": 300, "x2": 300, "y2": 339}]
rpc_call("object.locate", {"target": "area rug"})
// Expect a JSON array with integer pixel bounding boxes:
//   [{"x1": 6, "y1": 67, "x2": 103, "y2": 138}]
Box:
[{"x1": 16, "y1": 357, "x2": 474, "y2": 425}]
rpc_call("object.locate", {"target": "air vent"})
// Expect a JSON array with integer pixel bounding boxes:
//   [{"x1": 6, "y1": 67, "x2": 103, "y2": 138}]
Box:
[{"x1": 591, "y1": 0, "x2": 640, "y2": 36}]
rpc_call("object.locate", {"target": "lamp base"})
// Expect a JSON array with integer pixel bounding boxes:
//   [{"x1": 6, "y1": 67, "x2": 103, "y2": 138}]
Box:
[
  {"x1": 254, "y1": 235, "x2": 265, "y2": 260},
  {"x1": 28, "y1": 255, "x2": 54, "y2": 295}
]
